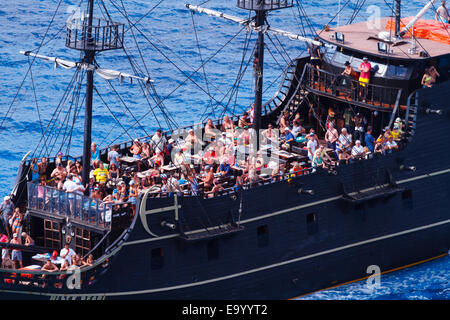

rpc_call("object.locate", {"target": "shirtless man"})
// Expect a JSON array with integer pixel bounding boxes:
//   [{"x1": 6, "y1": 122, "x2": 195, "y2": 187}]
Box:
[
  {"x1": 38, "y1": 157, "x2": 48, "y2": 181},
  {"x1": 41, "y1": 259, "x2": 59, "y2": 272},
  {"x1": 50, "y1": 163, "x2": 67, "y2": 189},
  {"x1": 10, "y1": 233, "x2": 23, "y2": 268},
  {"x1": 325, "y1": 122, "x2": 339, "y2": 159}
]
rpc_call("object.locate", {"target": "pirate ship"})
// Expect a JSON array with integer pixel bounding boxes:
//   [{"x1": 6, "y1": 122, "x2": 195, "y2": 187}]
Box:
[{"x1": 0, "y1": 0, "x2": 449, "y2": 299}]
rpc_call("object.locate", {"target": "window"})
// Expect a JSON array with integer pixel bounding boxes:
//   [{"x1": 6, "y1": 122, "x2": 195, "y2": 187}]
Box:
[
  {"x1": 151, "y1": 248, "x2": 164, "y2": 270},
  {"x1": 257, "y1": 225, "x2": 269, "y2": 248},
  {"x1": 207, "y1": 239, "x2": 219, "y2": 260},
  {"x1": 386, "y1": 64, "x2": 411, "y2": 78},
  {"x1": 332, "y1": 50, "x2": 351, "y2": 66},
  {"x1": 44, "y1": 219, "x2": 61, "y2": 249},
  {"x1": 306, "y1": 213, "x2": 318, "y2": 235},
  {"x1": 74, "y1": 227, "x2": 91, "y2": 257}
]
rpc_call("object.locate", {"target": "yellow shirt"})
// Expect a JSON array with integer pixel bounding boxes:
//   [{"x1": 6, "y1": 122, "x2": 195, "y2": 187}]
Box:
[
  {"x1": 390, "y1": 130, "x2": 400, "y2": 140},
  {"x1": 93, "y1": 168, "x2": 108, "y2": 182}
]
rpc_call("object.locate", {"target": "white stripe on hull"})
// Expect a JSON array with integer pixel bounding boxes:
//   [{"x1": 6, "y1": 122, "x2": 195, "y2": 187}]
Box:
[{"x1": 3, "y1": 168, "x2": 449, "y2": 298}]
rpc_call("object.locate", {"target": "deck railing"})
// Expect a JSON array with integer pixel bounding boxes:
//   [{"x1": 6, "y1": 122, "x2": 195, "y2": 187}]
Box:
[
  {"x1": 237, "y1": 0, "x2": 294, "y2": 10},
  {"x1": 304, "y1": 64, "x2": 402, "y2": 111},
  {"x1": 66, "y1": 17, "x2": 124, "y2": 51},
  {"x1": 27, "y1": 182, "x2": 112, "y2": 228}
]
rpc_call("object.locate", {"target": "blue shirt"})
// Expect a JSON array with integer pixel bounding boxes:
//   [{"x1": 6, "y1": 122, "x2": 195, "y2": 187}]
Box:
[
  {"x1": 365, "y1": 133, "x2": 375, "y2": 153},
  {"x1": 91, "y1": 149, "x2": 100, "y2": 163},
  {"x1": 32, "y1": 164, "x2": 40, "y2": 181},
  {"x1": 219, "y1": 163, "x2": 231, "y2": 176},
  {"x1": 284, "y1": 132, "x2": 295, "y2": 143}
]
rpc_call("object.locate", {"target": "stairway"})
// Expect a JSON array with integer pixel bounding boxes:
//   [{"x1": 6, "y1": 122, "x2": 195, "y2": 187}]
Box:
[
  {"x1": 405, "y1": 91, "x2": 418, "y2": 141},
  {"x1": 263, "y1": 56, "x2": 310, "y2": 125}
]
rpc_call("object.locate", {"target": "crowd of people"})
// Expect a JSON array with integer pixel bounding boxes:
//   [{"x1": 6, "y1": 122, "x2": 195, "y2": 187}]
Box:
[{"x1": 24, "y1": 100, "x2": 407, "y2": 220}]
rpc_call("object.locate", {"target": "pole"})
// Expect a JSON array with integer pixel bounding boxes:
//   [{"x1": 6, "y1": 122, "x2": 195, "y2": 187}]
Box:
[
  {"x1": 253, "y1": 8, "x2": 266, "y2": 150},
  {"x1": 82, "y1": 0, "x2": 95, "y2": 187},
  {"x1": 395, "y1": 0, "x2": 401, "y2": 37}
]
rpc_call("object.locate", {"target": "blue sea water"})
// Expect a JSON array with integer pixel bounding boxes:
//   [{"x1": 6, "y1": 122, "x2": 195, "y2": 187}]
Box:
[{"x1": 0, "y1": 0, "x2": 448, "y2": 299}]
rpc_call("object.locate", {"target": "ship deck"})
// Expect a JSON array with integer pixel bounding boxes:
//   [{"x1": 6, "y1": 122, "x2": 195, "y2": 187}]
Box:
[{"x1": 318, "y1": 17, "x2": 450, "y2": 60}]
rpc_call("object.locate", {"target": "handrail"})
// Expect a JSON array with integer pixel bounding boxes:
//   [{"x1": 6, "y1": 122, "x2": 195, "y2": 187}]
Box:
[
  {"x1": 275, "y1": 59, "x2": 309, "y2": 125},
  {"x1": 404, "y1": 89, "x2": 419, "y2": 137},
  {"x1": 27, "y1": 182, "x2": 112, "y2": 229},
  {"x1": 303, "y1": 64, "x2": 403, "y2": 111},
  {"x1": 388, "y1": 88, "x2": 403, "y2": 128},
  {"x1": 262, "y1": 58, "x2": 300, "y2": 115}
]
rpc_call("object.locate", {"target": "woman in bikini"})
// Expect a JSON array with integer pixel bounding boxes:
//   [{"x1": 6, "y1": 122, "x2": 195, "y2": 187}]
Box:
[{"x1": 221, "y1": 115, "x2": 234, "y2": 134}]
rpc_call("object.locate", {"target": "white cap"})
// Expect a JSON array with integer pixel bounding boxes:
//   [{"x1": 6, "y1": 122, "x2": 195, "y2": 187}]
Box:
[
  {"x1": 4, "y1": 196, "x2": 10, "y2": 201},
  {"x1": 355, "y1": 140, "x2": 361, "y2": 144}
]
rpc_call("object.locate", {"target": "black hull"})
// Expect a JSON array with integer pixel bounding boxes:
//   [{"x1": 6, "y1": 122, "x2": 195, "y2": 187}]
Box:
[{"x1": 2, "y1": 76, "x2": 450, "y2": 301}]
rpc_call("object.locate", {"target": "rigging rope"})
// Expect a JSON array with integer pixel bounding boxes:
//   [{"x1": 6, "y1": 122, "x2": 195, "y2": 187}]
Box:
[
  {"x1": 28, "y1": 57, "x2": 50, "y2": 156},
  {"x1": 93, "y1": 86, "x2": 134, "y2": 141},
  {"x1": 102, "y1": 0, "x2": 179, "y2": 130},
  {"x1": 191, "y1": 11, "x2": 215, "y2": 119}
]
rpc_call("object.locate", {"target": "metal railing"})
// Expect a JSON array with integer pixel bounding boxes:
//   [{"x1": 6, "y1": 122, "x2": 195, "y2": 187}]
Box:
[
  {"x1": 27, "y1": 182, "x2": 112, "y2": 228},
  {"x1": 237, "y1": 0, "x2": 294, "y2": 10},
  {"x1": 66, "y1": 17, "x2": 124, "y2": 51},
  {"x1": 304, "y1": 64, "x2": 403, "y2": 111}
]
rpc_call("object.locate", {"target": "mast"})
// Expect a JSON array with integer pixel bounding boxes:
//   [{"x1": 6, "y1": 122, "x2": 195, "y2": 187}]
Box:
[
  {"x1": 235, "y1": 0, "x2": 294, "y2": 149},
  {"x1": 253, "y1": 8, "x2": 266, "y2": 147},
  {"x1": 64, "y1": 0, "x2": 124, "y2": 188},
  {"x1": 395, "y1": 0, "x2": 401, "y2": 37},
  {"x1": 82, "y1": 0, "x2": 95, "y2": 187}
]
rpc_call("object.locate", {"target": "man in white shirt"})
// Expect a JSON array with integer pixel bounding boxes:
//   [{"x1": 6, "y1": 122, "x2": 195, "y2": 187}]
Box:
[
  {"x1": 218, "y1": 132, "x2": 231, "y2": 147},
  {"x1": 60, "y1": 242, "x2": 76, "y2": 266},
  {"x1": 436, "y1": 1, "x2": 450, "y2": 23},
  {"x1": 63, "y1": 174, "x2": 81, "y2": 195},
  {"x1": 337, "y1": 128, "x2": 353, "y2": 163},
  {"x1": 107, "y1": 145, "x2": 120, "y2": 167},
  {"x1": 151, "y1": 129, "x2": 167, "y2": 154},
  {"x1": 384, "y1": 136, "x2": 398, "y2": 153},
  {"x1": 167, "y1": 173, "x2": 182, "y2": 197},
  {"x1": 351, "y1": 140, "x2": 366, "y2": 160},
  {"x1": 63, "y1": 174, "x2": 84, "y2": 215},
  {"x1": 338, "y1": 128, "x2": 352, "y2": 152},
  {"x1": 306, "y1": 133, "x2": 318, "y2": 163}
]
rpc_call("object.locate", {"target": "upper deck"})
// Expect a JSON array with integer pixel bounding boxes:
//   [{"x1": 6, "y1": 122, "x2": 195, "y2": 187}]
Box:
[{"x1": 318, "y1": 17, "x2": 450, "y2": 60}]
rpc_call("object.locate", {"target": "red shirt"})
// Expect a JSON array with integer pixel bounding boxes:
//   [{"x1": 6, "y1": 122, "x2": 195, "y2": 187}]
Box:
[{"x1": 359, "y1": 62, "x2": 371, "y2": 79}]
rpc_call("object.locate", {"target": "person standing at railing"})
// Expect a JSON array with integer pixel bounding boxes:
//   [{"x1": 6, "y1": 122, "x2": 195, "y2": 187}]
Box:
[
  {"x1": 30, "y1": 158, "x2": 40, "y2": 182},
  {"x1": 0, "y1": 196, "x2": 13, "y2": 236},
  {"x1": 91, "y1": 142, "x2": 100, "y2": 167},
  {"x1": 308, "y1": 37, "x2": 322, "y2": 85},
  {"x1": 107, "y1": 144, "x2": 121, "y2": 168},
  {"x1": 10, "y1": 233, "x2": 23, "y2": 269},
  {"x1": 63, "y1": 174, "x2": 84, "y2": 216},
  {"x1": 358, "y1": 57, "x2": 371, "y2": 103},
  {"x1": 37, "y1": 157, "x2": 48, "y2": 181},
  {"x1": 325, "y1": 122, "x2": 339, "y2": 160},
  {"x1": 436, "y1": 1, "x2": 450, "y2": 23}
]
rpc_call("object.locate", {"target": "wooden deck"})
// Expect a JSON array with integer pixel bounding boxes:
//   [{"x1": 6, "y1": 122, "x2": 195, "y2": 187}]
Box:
[{"x1": 318, "y1": 17, "x2": 450, "y2": 59}]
